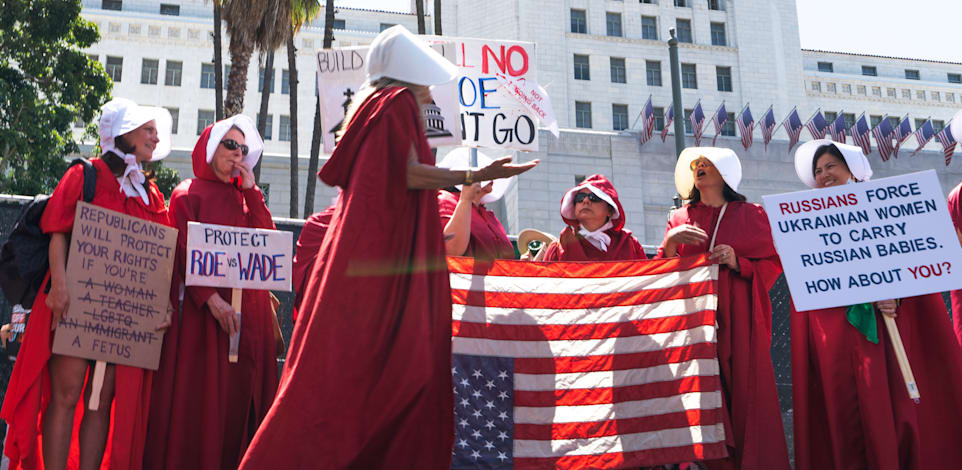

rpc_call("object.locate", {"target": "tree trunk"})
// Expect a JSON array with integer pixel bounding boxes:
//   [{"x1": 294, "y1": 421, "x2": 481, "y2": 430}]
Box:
[
  {"x1": 253, "y1": 51, "x2": 274, "y2": 182},
  {"x1": 306, "y1": 0, "x2": 336, "y2": 216},
  {"x1": 287, "y1": 26, "x2": 298, "y2": 218},
  {"x1": 224, "y1": 37, "x2": 253, "y2": 117},
  {"x1": 433, "y1": 0, "x2": 441, "y2": 35},
  {"x1": 213, "y1": 1, "x2": 224, "y2": 120},
  {"x1": 415, "y1": 0, "x2": 426, "y2": 34}
]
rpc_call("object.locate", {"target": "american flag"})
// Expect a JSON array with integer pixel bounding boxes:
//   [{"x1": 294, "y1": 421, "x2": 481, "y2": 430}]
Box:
[
  {"x1": 828, "y1": 113, "x2": 847, "y2": 143},
  {"x1": 805, "y1": 110, "x2": 829, "y2": 140},
  {"x1": 872, "y1": 117, "x2": 895, "y2": 162},
  {"x1": 691, "y1": 101, "x2": 706, "y2": 146},
  {"x1": 850, "y1": 114, "x2": 872, "y2": 156},
  {"x1": 660, "y1": 104, "x2": 674, "y2": 143},
  {"x1": 639, "y1": 97, "x2": 656, "y2": 146},
  {"x1": 737, "y1": 105, "x2": 754, "y2": 151},
  {"x1": 711, "y1": 103, "x2": 728, "y2": 146},
  {"x1": 782, "y1": 108, "x2": 803, "y2": 152},
  {"x1": 449, "y1": 256, "x2": 727, "y2": 469},
  {"x1": 935, "y1": 123, "x2": 957, "y2": 166},
  {"x1": 892, "y1": 116, "x2": 913, "y2": 157},
  {"x1": 760, "y1": 106, "x2": 776, "y2": 150},
  {"x1": 911, "y1": 119, "x2": 936, "y2": 156}
]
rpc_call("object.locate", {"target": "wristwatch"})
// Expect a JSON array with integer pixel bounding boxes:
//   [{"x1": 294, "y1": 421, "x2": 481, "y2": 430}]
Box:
[{"x1": 464, "y1": 169, "x2": 474, "y2": 185}]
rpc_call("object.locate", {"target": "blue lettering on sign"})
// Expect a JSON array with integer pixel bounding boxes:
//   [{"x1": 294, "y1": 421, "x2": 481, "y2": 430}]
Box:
[
  {"x1": 478, "y1": 77, "x2": 500, "y2": 109},
  {"x1": 237, "y1": 253, "x2": 287, "y2": 282},
  {"x1": 189, "y1": 249, "x2": 226, "y2": 277}
]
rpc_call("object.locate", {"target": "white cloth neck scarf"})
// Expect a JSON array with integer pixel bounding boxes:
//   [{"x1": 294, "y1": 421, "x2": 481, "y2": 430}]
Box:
[
  {"x1": 579, "y1": 221, "x2": 614, "y2": 252},
  {"x1": 118, "y1": 153, "x2": 149, "y2": 205}
]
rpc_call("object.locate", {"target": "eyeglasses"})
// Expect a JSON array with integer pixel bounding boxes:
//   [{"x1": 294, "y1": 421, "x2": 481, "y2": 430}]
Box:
[
  {"x1": 689, "y1": 157, "x2": 710, "y2": 171},
  {"x1": 221, "y1": 139, "x2": 249, "y2": 156},
  {"x1": 573, "y1": 192, "x2": 603, "y2": 204}
]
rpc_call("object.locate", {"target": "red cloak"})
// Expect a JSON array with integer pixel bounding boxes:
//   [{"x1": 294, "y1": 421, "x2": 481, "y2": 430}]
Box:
[
  {"x1": 238, "y1": 87, "x2": 453, "y2": 469},
  {"x1": 1, "y1": 158, "x2": 168, "y2": 470},
  {"x1": 143, "y1": 125, "x2": 278, "y2": 470},
  {"x1": 291, "y1": 204, "x2": 336, "y2": 320},
  {"x1": 949, "y1": 182, "x2": 961, "y2": 345},
  {"x1": 437, "y1": 189, "x2": 515, "y2": 260},
  {"x1": 656, "y1": 201, "x2": 790, "y2": 470}
]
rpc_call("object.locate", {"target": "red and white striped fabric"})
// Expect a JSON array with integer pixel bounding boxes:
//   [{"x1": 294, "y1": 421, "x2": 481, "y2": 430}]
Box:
[{"x1": 448, "y1": 255, "x2": 726, "y2": 469}]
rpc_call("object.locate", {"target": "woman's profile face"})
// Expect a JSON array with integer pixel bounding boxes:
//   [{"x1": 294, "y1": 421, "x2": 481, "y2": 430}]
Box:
[
  {"x1": 120, "y1": 120, "x2": 159, "y2": 163},
  {"x1": 813, "y1": 152, "x2": 853, "y2": 188},
  {"x1": 691, "y1": 158, "x2": 723, "y2": 191},
  {"x1": 209, "y1": 128, "x2": 247, "y2": 183}
]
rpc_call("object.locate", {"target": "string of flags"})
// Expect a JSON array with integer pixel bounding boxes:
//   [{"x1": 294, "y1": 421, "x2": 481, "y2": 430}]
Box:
[{"x1": 634, "y1": 96, "x2": 959, "y2": 166}]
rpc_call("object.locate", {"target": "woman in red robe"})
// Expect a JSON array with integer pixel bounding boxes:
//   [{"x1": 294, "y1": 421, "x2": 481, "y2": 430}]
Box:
[
  {"x1": 657, "y1": 147, "x2": 790, "y2": 470},
  {"x1": 143, "y1": 114, "x2": 278, "y2": 470},
  {"x1": 790, "y1": 140, "x2": 962, "y2": 470},
  {"x1": 2, "y1": 98, "x2": 172, "y2": 470},
  {"x1": 949, "y1": 182, "x2": 961, "y2": 345},
  {"x1": 542, "y1": 174, "x2": 646, "y2": 261},
  {"x1": 237, "y1": 25, "x2": 537, "y2": 469},
  {"x1": 291, "y1": 203, "x2": 336, "y2": 322}
]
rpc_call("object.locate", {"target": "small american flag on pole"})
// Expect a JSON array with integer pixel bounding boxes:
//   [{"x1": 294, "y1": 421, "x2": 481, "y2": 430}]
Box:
[
  {"x1": 935, "y1": 123, "x2": 957, "y2": 166},
  {"x1": 828, "y1": 113, "x2": 847, "y2": 144},
  {"x1": 711, "y1": 102, "x2": 728, "y2": 146},
  {"x1": 691, "y1": 101, "x2": 706, "y2": 146},
  {"x1": 850, "y1": 114, "x2": 872, "y2": 156},
  {"x1": 872, "y1": 117, "x2": 895, "y2": 162},
  {"x1": 661, "y1": 104, "x2": 674, "y2": 143},
  {"x1": 737, "y1": 105, "x2": 754, "y2": 151},
  {"x1": 911, "y1": 119, "x2": 936, "y2": 156},
  {"x1": 782, "y1": 108, "x2": 803, "y2": 152},
  {"x1": 805, "y1": 110, "x2": 829, "y2": 140},
  {"x1": 760, "y1": 106, "x2": 776, "y2": 151},
  {"x1": 639, "y1": 96, "x2": 656, "y2": 146},
  {"x1": 892, "y1": 115, "x2": 913, "y2": 157},
  {"x1": 449, "y1": 256, "x2": 727, "y2": 469}
]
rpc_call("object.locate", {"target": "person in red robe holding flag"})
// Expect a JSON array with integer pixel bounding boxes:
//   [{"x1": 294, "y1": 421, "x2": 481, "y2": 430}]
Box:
[
  {"x1": 2, "y1": 98, "x2": 173, "y2": 470},
  {"x1": 237, "y1": 25, "x2": 537, "y2": 469},
  {"x1": 949, "y1": 181, "x2": 961, "y2": 345},
  {"x1": 790, "y1": 140, "x2": 962, "y2": 470},
  {"x1": 143, "y1": 114, "x2": 279, "y2": 470},
  {"x1": 541, "y1": 174, "x2": 647, "y2": 261},
  {"x1": 657, "y1": 147, "x2": 790, "y2": 470}
]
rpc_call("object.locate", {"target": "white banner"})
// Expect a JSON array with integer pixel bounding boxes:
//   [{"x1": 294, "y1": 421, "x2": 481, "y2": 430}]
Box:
[
  {"x1": 762, "y1": 170, "x2": 962, "y2": 311},
  {"x1": 185, "y1": 222, "x2": 293, "y2": 291}
]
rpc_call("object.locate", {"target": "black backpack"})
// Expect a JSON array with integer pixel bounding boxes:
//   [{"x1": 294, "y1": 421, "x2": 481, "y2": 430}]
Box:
[{"x1": 0, "y1": 158, "x2": 97, "y2": 309}]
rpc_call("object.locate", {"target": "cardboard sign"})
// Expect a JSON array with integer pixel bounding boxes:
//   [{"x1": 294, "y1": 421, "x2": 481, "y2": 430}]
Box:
[
  {"x1": 52, "y1": 202, "x2": 177, "y2": 370},
  {"x1": 762, "y1": 170, "x2": 962, "y2": 311},
  {"x1": 185, "y1": 222, "x2": 292, "y2": 291},
  {"x1": 316, "y1": 44, "x2": 462, "y2": 153}
]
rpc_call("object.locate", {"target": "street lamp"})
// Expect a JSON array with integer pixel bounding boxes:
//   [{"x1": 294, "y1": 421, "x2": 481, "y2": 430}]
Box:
[{"x1": 668, "y1": 28, "x2": 685, "y2": 209}]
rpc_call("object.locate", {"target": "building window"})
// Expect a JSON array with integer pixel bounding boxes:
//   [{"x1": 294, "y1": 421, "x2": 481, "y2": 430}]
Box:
[
  {"x1": 258, "y1": 114, "x2": 273, "y2": 140},
  {"x1": 681, "y1": 63, "x2": 697, "y2": 89},
  {"x1": 653, "y1": 107, "x2": 665, "y2": 130},
  {"x1": 259, "y1": 68, "x2": 275, "y2": 93},
  {"x1": 575, "y1": 102, "x2": 592, "y2": 128},
  {"x1": 279, "y1": 115, "x2": 291, "y2": 141},
  {"x1": 862, "y1": 65, "x2": 877, "y2": 76},
  {"x1": 869, "y1": 115, "x2": 882, "y2": 127},
  {"x1": 610, "y1": 57, "x2": 626, "y2": 83},
  {"x1": 197, "y1": 110, "x2": 215, "y2": 135},
  {"x1": 140, "y1": 59, "x2": 158, "y2": 85},
  {"x1": 856, "y1": 85, "x2": 866, "y2": 95},
  {"x1": 164, "y1": 60, "x2": 182, "y2": 86},
  {"x1": 901, "y1": 88, "x2": 911, "y2": 99},
  {"x1": 887, "y1": 87, "x2": 896, "y2": 98},
  {"x1": 722, "y1": 112, "x2": 736, "y2": 136},
  {"x1": 606, "y1": 12, "x2": 623, "y2": 37},
  {"x1": 379, "y1": 23, "x2": 396, "y2": 32},
  {"x1": 824, "y1": 112, "x2": 837, "y2": 123},
  {"x1": 640, "y1": 0, "x2": 656, "y2": 3},
  {"x1": 826, "y1": 82, "x2": 836, "y2": 93},
  {"x1": 871, "y1": 86, "x2": 881, "y2": 96},
  {"x1": 914, "y1": 118, "x2": 926, "y2": 130},
  {"x1": 887, "y1": 117, "x2": 900, "y2": 129},
  {"x1": 570, "y1": 9, "x2": 587, "y2": 34},
  {"x1": 676, "y1": 19, "x2": 692, "y2": 43},
  {"x1": 710, "y1": 22, "x2": 726, "y2": 46},
  {"x1": 904, "y1": 69, "x2": 920, "y2": 80},
  {"x1": 933, "y1": 120, "x2": 946, "y2": 133},
  {"x1": 716, "y1": 66, "x2": 732, "y2": 92},
  {"x1": 641, "y1": 16, "x2": 658, "y2": 40},
  {"x1": 200, "y1": 63, "x2": 216, "y2": 89},
  {"x1": 646, "y1": 60, "x2": 662, "y2": 86},
  {"x1": 224, "y1": 65, "x2": 231, "y2": 90},
  {"x1": 102, "y1": 0, "x2": 122, "y2": 11},
  {"x1": 932, "y1": 91, "x2": 941, "y2": 101},
  {"x1": 333, "y1": 19, "x2": 345, "y2": 30},
  {"x1": 916, "y1": 89, "x2": 925, "y2": 100},
  {"x1": 949, "y1": 93, "x2": 957, "y2": 102},
  {"x1": 683, "y1": 109, "x2": 693, "y2": 134},
  {"x1": 612, "y1": 104, "x2": 629, "y2": 131},
  {"x1": 574, "y1": 54, "x2": 590, "y2": 80},
  {"x1": 949, "y1": 73, "x2": 962, "y2": 84},
  {"x1": 817, "y1": 62, "x2": 833, "y2": 73},
  {"x1": 166, "y1": 108, "x2": 179, "y2": 134},
  {"x1": 281, "y1": 69, "x2": 290, "y2": 94},
  {"x1": 811, "y1": 81, "x2": 821, "y2": 92},
  {"x1": 674, "y1": 0, "x2": 688, "y2": 6},
  {"x1": 105, "y1": 56, "x2": 123, "y2": 82},
  {"x1": 842, "y1": 83, "x2": 851, "y2": 94},
  {"x1": 707, "y1": 0, "x2": 724, "y2": 10},
  {"x1": 160, "y1": 3, "x2": 179, "y2": 15}
]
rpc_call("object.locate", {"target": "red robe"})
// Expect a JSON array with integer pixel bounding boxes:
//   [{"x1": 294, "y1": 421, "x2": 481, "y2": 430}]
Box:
[
  {"x1": 542, "y1": 227, "x2": 647, "y2": 262},
  {"x1": 657, "y1": 201, "x2": 790, "y2": 470},
  {"x1": 238, "y1": 87, "x2": 453, "y2": 469},
  {"x1": 949, "y1": 182, "x2": 961, "y2": 345},
  {"x1": 1, "y1": 158, "x2": 168, "y2": 470},
  {"x1": 143, "y1": 129, "x2": 278, "y2": 470},
  {"x1": 291, "y1": 205, "x2": 336, "y2": 319},
  {"x1": 437, "y1": 189, "x2": 515, "y2": 260}
]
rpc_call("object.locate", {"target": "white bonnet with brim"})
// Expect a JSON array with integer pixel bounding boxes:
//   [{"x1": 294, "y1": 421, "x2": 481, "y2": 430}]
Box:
[
  {"x1": 794, "y1": 139, "x2": 872, "y2": 188},
  {"x1": 366, "y1": 25, "x2": 458, "y2": 86},
  {"x1": 951, "y1": 109, "x2": 962, "y2": 144},
  {"x1": 675, "y1": 147, "x2": 742, "y2": 199},
  {"x1": 99, "y1": 98, "x2": 172, "y2": 161},
  {"x1": 205, "y1": 114, "x2": 264, "y2": 169},
  {"x1": 437, "y1": 147, "x2": 512, "y2": 204}
]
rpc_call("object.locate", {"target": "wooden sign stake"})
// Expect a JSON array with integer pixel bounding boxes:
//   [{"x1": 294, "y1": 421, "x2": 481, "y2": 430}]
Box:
[
  {"x1": 883, "y1": 315, "x2": 920, "y2": 403},
  {"x1": 87, "y1": 361, "x2": 107, "y2": 410},
  {"x1": 230, "y1": 288, "x2": 242, "y2": 363}
]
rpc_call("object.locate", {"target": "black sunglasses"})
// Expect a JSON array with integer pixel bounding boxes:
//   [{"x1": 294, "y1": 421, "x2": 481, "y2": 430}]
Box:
[
  {"x1": 221, "y1": 139, "x2": 249, "y2": 156},
  {"x1": 573, "y1": 192, "x2": 603, "y2": 204}
]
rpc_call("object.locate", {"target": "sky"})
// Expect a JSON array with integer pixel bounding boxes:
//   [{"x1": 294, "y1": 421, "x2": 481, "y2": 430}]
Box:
[{"x1": 337, "y1": 0, "x2": 961, "y2": 63}]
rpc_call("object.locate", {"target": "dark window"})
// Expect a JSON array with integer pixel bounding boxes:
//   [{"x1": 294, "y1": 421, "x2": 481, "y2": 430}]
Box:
[
  {"x1": 200, "y1": 63, "x2": 215, "y2": 89},
  {"x1": 164, "y1": 60, "x2": 182, "y2": 86},
  {"x1": 862, "y1": 65, "x2": 877, "y2": 76},
  {"x1": 817, "y1": 61, "x2": 833, "y2": 73},
  {"x1": 707, "y1": 0, "x2": 724, "y2": 10},
  {"x1": 574, "y1": 55, "x2": 590, "y2": 80},
  {"x1": 905, "y1": 69, "x2": 920, "y2": 80},
  {"x1": 888, "y1": 116, "x2": 900, "y2": 129},
  {"x1": 825, "y1": 111, "x2": 838, "y2": 123},
  {"x1": 281, "y1": 69, "x2": 290, "y2": 94},
  {"x1": 933, "y1": 120, "x2": 946, "y2": 133},
  {"x1": 843, "y1": 113, "x2": 856, "y2": 128},
  {"x1": 166, "y1": 108, "x2": 179, "y2": 134},
  {"x1": 949, "y1": 73, "x2": 961, "y2": 84},
  {"x1": 575, "y1": 101, "x2": 592, "y2": 128},
  {"x1": 102, "y1": 0, "x2": 122, "y2": 11},
  {"x1": 606, "y1": 12, "x2": 623, "y2": 37},
  {"x1": 722, "y1": 112, "x2": 736, "y2": 136},
  {"x1": 612, "y1": 104, "x2": 629, "y2": 131},
  {"x1": 653, "y1": 106, "x2": 665, "y2": 130},
  {"x1": 570, "y1": 9, "x2": 587, "y2": 34},
  {"x1": 333, "y1": 19, "x2": 345, "y2": 30},
  {"x1": 259, "y1": 67, "x2": 275, "y2": 93},
  {"x1": 870, "y1": 115, "x2": 882, "y2": 127},
  {"x1": 197, "y1": 110, "x2": 214, "y2": 135},
  {"x1": 646, "y1": 60, "x2": 662, "y2": 86},
  {"x1": 258, "y1": 113, "x2": 273, "y2": 140},
  {"x1": 140, "y1": 59, "x2": 159, "y2": 84},
  {"x1": 379, "y1": 23, "x2": 395, "y2": 32},
  {"x1": 280, "y1": 115, "x2": 291, "y2": 141},
  {"x1": 640, "y1": 0, "x2": 656, "y2": 3},
  {"x1": 710, "y1": 22, "x2": 726, "y2": 46},
  {"x1": 223, "y1": 65, "x2": 231, "y2": 90},
  {"x1": 641, "y1": 16, "x2": 658, "y2": 40},
  {"x1": 676, "y1": 19, "x2": 692, "y2": 43},
  {"x1": 610, "y1": 57, "x2": 626, "y2": 83},
  {"x1": 914, "y1": 118, "x2": 926, "y2": 130},
  {"x1": 160, "y1": 3, "x2": 179, "y2": 15},
  {"x1": 674, "y1": 0, "x2": 688, "y2": 6},
  {"x1": 684, "y1": 108, "x2": 693, "y2": 134},
  {"x1": 681, "y1": 63, "x2": 697, "y2": 89},
  {"x1": 105, "y1": 56, "x2": 123, "y2": 82},
  {"x1": 716, "y1": 66, "x2": 732, "y2": 92}
]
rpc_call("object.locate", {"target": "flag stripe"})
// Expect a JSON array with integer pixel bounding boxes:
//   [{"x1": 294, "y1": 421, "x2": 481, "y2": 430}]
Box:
[
  {"x1": 514, "y1": 391, "x2": 723, "y2": 425},
  {"x1": 447, "y1": 254, "x2": 714, "y2": 278},
  {"x1": 450, "y1": 264, "x2": 712, "y2": 294},
  {"x1": 515, "y1": 442, "x2": 729, "y2": 470},
  {"x1": 514, "y1": 406, "x2": 725, "y2": 440},
  {"x1": 452, "y1": 281, "x2": 715, "y2": 309},
  {"x1": 453, "y1": 294, "x2": 717, "y2": 326},
  {"x1": 515, "y1": 364, "x2": 721, "y2": 403},
  {"x1": 514, "y1": 422, "x2": 727, "y2": 457},
  {"x1": 454, "y1": 310, "x2": 714, "y2": 341},
  {"x1": 514, "y1": 342, "x2": 718, "y2": 374}
]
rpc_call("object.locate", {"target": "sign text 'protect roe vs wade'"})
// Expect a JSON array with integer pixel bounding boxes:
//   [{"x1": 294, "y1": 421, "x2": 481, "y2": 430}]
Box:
[
  {"x1": 762, "y1": 170, "x2": 962, "y2": 311},
  {"x1": 185, "y1": 222, "x2": 292, "y2": 291}
]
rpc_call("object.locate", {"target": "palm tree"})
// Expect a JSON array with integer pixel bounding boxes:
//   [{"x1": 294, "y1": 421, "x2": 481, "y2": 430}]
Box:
[
  {"x1": 304, "y1": 0, "x2": 335, "y2": 216},
  {"x1": 415, "y1": 0, "x2": 426, "y2": 34},
  {"x1": 213, "y1": 1, "x2": 225, "y2": 119},
  {"x1": 221, "y1": 0, "x2": 292, "y2": 118},
  {"x1": 434, "y1": 0, "x2": 442, "y2": 35},
  {"x1": 253, "y1": 49, "x2": 275, "y2": 181},
  {"x1": 286, "y1": 0, "x2": 322, "y2": 218}
]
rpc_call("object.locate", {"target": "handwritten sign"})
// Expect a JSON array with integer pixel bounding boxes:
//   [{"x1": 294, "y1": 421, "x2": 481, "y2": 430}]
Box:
[
  {"x1": 52, "y1": 202, "x2": 176, "y2": 370},
  {"x1": 762, "y1": 170, "x2": 962, "y2": 311},
  {"x1": 185, "y1": 222, "x2": 292, "y2": 291}
]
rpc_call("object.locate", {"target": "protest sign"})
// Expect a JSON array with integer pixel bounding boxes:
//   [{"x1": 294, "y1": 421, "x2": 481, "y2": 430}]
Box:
[
  {"x1": 763, "y1": 170, "x2": 962, "y2": 311},
  {"x1": 185, "y1": 222, "x2": 292, "y2": 291},
  {"x1": 52, "y1": 202, "x2": 176, "y2": 370}
]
